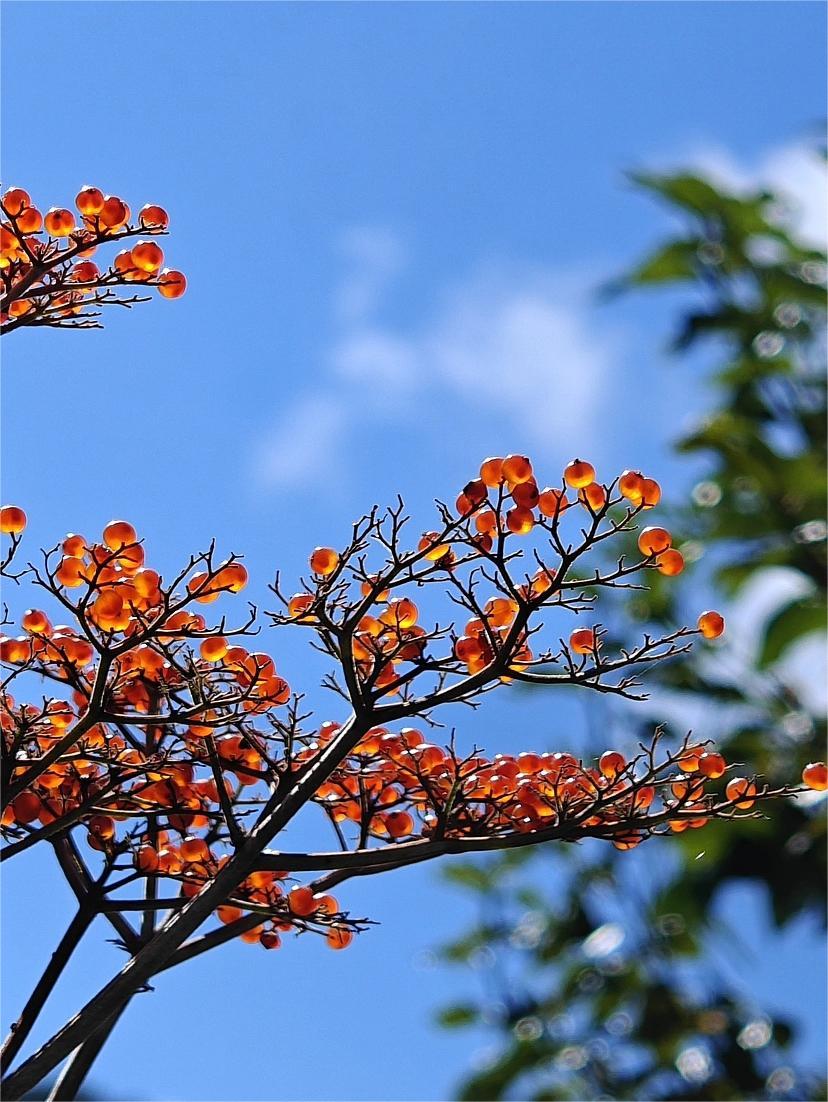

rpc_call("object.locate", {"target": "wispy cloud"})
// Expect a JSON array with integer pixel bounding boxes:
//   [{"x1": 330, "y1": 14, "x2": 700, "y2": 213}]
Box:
[{"x1": 254, "y1": 235, "x2": 620, "y2": 491}]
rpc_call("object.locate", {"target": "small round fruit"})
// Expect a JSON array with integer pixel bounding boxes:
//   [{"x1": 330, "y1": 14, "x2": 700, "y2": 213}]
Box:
[
  {"x1": 802, "y1": 762, "x2": 827, "y2": 791},
  {"x1": 637, "y1": 526, "x2": 672, "y2": 556},
  {"x1": 103, "y1": 519, "x2": 137, "y2": 551},
  {"x1": 310, "y1": 547, "x2": 339, "y2": 576},
  {"x1": 131, "y1": 240, "x2": 164, "y2": 273},
  {"x1": 1, "y1": 505, "x2": 27, "y2": 534},
  {"x1": 157, "y1": 268, "x2": 187, "y2": 298},
  {"x1": 502, "y1": 455, "x2": 533, "y2": 485},
  {"x1": 697, "y1": 610, "x2": 725, "y2": 639},
  {"x1": 656, "y1": 548, "x2": 684, "y2": 576},
  {"x1": 618, "y1": 469, "x2": 644, "y2": 502},
  {"x1": 3, "y1": 187, "x2": 31, "y2": 215},
  {"x1": 139, "y1": 203, "x2": 170, "y2": 229},
  {"x1": 75, "y1": 186, "x2": 105, "y2": 216},
  {"x1": 44, "y1": 208, "x2": 76, "y2": 237},
  {"x1": 725, "y1": 778, "x2": 757, "y2": 809},
  {"x1": 698, "y1": 752, "x2": 726, "y2": 779},
  {"x1": 570, "y1": 627, "x2": 596, "y2": 655},
  {"x1": 564, "y1": 459, "x2": 595, "y2": 489}
]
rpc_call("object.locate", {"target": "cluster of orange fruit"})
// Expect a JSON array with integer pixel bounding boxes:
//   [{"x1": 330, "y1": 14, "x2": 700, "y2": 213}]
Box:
[
  {"x1": 1, "y1": 185, "x2": 185, "y2": 324},
  {"x1": 307, "y1": 722, "x2": 791, "y2": 847}
]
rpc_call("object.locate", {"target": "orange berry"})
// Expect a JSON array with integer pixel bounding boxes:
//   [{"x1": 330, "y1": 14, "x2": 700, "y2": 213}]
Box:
[
  {"x1": 506, "y1": 507, "x2": 534, "y2": 535},
  {"x1": 288, "y1": 593, "x2": 315, "y2": 618},
  {"x1": 100, "y1": 195, "x2": 130, "y2": 229},
  {"x1": 16, "y1": 207, "x2": 43, "y2": 234},
  {"x1": 570, "y1": 627, "x2": 597, "y2": 655},
  {"x1": 131, "y1": 240, "x2": 164, "y2": 273},
  {"x1": 511, "y1": 480, "x2": 540, "y2": 509},
  {"x1": 698, "y1": 751, "x2": 726, "y2": 779},
  {"x1": 103, "y1": 519, "x2": 137, "y2": 551},
  {"x1": 21, "y1": 609, "x2": 50, "y2": 635},
  {"x1": 326, "y1": 926, "x2": 354, "y2": 950},
  {"x1": 656, "y1": 548, "x2": 685, "y2": 576},
  {"x1": 217, "y1": 905, "x2": 244, "y2": 924},
  {"x1": 697, "y1": 610, "x2": 725, "y2": 639},
  {"x1": 310, "y1": 546, "x2": 339, "y2": 576},
  {"x1": 479, "y1": 457, "x2": 505, "y2": 486},
  {"x1": 637, "y1": 526, "x2": 672, "y2": 556},
  {"x1": 725, "y1": 777, "x2": 757, "y2": 809},
  {"x1": 578, "y1": 483, "x2": 607, "y2": 511},
  {"x1": 56, "y1": 556, "x2": 88, "y2": 588},
  {"x1": 502, "y1": 455, "x2": 533, "y2": 485},
  {"x1": 200, "y1": 636, "x2": 228, "y2": 662},
  {"x1": 564, "y1": 459, "x2": 595, "y2": 489},
  {"x1": 135, "y1": 845, "x2": 159, "y2": 873},
  {"x1": 3, "y1": 187, "x2": 31, "y2": 215},
  {"x1": 215, "y1": 562, "x2": 248, "y2": 593},
  {"x1": 640, "y1": 478, "x2": 661, "y2": 508},
  {"x1": 139, "y1": 204, "x2": 170, "y2": 229},
  {"x1": 71, "y1": 260, "x2": 100, "y2": 283},
  {"x1": 802, "y1": 762, "x2": 827, "y2": 791},
  {"x1": 618, "y1": 469, "x2": 644, "y2": 503},
  {"x1": 599, "y1": 750, "x2": 626, "y2": 778},
  {"x1": 538, "y1": 488, "x2": 568, "y2": 518},
  {"x1": 385, "y1": 811, "x2": 414, "y2": 837},
  {"x1": 260, "y1": 931, "x2": 282, "y2": 950},
  {"x1": 75, "y1": 186, "x2": 105, "y2": 216},
  {"x1": 382, "y1": 597, "x2": 418, "y2": 629},
  {"x1": 12, "y1": 791, "x2": 41, "y2": 824},
  {"x1": 44, "y1": 208, "x2": 76, "y2": 237},
  {"x1": 157, "y1": 268, "x2": 187, "y2": 298},
  {"x1": 288, "y1": 885, "x2": 318, "y2": 916},
  {"x1": 180, "y1": 837, "x2": 210, "y2": 862},
  {"x1": 1, "y1": 505, "x2": 27, "y2": 534}
]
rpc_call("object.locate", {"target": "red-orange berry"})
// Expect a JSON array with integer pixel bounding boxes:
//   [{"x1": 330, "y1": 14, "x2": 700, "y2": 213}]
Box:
[
  {"x1": 698, "y1": 751, "x2": 726, "y2": 779},
  {"x1": 538, "y1": 488, "x2": 568, "y2": 517},
  {"x1": 570, "y1": 627, "x2": 597, "y2": 655},
  {"x1": 75, "y1": 186, "x2": 105, "y2": 216},
  {"x1": 479, "y1": 457, "x2": 505, "y2": 486},
  {"x1": 506, "y1": 506, "x2": 534, "y2": 535},
  {"x1": 697, "y1": 610, "x2": 725, "y2": 639},
  {"x1": 288, "y1": 885, "x2": 318, "y2": 916},
  {"x1": 502, "y1": 455, "x2": 533, "y2": 485},
  {"x1": 725, "y1": 778, "x2": 757, "y2": 809},
  {"x1": 157, "y1": 268, "x2": 187, "y2": 298},
  {"x1": 139, "y1": 204, "x2": 170, "y2": 229},
  {"x1": 802, "y1": 762, "x2": 828, "y2": 791},
  {"x1": 3, "y1": 187, "x2": 31, "y2": 216},
  {"x1": 44, "y1": 208, "x2": 76, "y2": 237},
  {"x1": 326, "y1": 926, "x2": 354, "y2": 950},
  {"x1": 564, "y1": 459, "x2": 595, "y2": 488},
  {"x1": 599, "y1": 750, "x2": 626, "y2": 778},
  {"x1": 1, "y1": 505, "x2": 27, "y2": 534},
  {"x1": 131, "y1": 240, "x2": 164, "y2": 273},
  {"x1": 310, "y1": 547, "x2": 339, "y2": 576},
  {"x1": 103, "y1": 520, "x2": 137, "y2": 551},
  {"x1": 656, "y1": 548, "x2": 684, "y2": 576},
  {"x1": 637, "y1": 526, "x2": 672, "y2": 556},
  {"x1": 618, "y1": 469, "x2": 644, "y2": 503}
]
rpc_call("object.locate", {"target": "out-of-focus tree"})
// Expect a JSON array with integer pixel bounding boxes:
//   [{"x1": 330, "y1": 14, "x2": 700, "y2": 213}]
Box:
[{"x1": 436, "y1": 165, "x2": 827, "y2": 1102}]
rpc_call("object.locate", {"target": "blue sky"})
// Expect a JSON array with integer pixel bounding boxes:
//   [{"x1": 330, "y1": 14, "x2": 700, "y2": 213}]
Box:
[{"x1": 2, "y1": 3, "x2": 826, "y2": 1099}]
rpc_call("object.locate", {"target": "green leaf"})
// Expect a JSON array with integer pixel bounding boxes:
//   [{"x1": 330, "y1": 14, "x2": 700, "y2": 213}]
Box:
[
  {"x1": 436, "y1": 1003, "x2": 479, "y2": 1029},
  {"x1": 758, "y1": 594, "x2": 826, "y2": 668}
]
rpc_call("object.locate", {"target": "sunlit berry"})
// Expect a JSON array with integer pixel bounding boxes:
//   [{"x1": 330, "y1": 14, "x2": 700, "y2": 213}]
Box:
[
  {"x1": 157, "y1": 268, "x2": 187, "y2": 298},
  {"x1": 200, "y1": 637, "x2": 228, "y2": 663},
  {"x1": 506, "y1": 507, "x2": 534, "y2": 535},
  {"x1": 310, "y1": 547, "x2": 339, "y2": 576},
  {"x1": 802, "y1": 762, "x2": 827, "y2": 791},
  {"x1": 656, "y1": 548, "x2": 684, "y2": 576},
  {"x1": 725, "y1": 777, "x2": 757, "y2": 809},
  {"x1": 385, "y1": 811, "x2": 415, "y2": 837},
  {"x1": 599, "y1": 750, "x2": 626, "y2": 778},
  {"x1": 564, "y1": 459, "x2": 595, "y2": 489},
  {"x1": 538, "y1": 488, "x2": 568, "y2": 518},
  {"x1": 16, "y1": 207, "x2": 43, "y2": 234},
  {"x1": 288, "y1": 885, "x2": 318, "y2": 916},
  {"x1": 697, "y1": 610, "x2": 725, "y2": 639},
  {"x1": 502, "y1": 455, "x2": 533, "y2": 485},
  {"x1": 570, "y1": 627, "x2": 597, "y2": 655},
  {"x1": 131, "y1": 240, "x2": 164, "y2": 273},
  {"x1": 100, "y1": 195, "x2": 130, "y2": 229},
  {"x1": 640, "y1": 478, "x2": 661, "y2": 508},
  {"x1": 698, "y1": 751, "x2": 726, "y2": 779},
  {"x1": 21, "y1": 609, "x2": 50, "y2": 635},
  {"x1": 75, "y1": 186, "x2": 105, "y2": 216},
  {"x1": 3, "y1": 187, "x2": 31, "y2": 216},
  {"x1": 578, "y1": 483, "x2": 606, "y2": 511},
  {"x1": 71, "y1": 260, "x2": 100, "y2": 283},
  {"x1": 44, "y1": 208, "x2": 76, "y2": 237},
  {"x1": 1, "y1": 505, "x2": 27, "y2": 534},
  {"x1": 103, "y1": 519, "x2": 137, "y2": 551},
  {"x1": 326, "y1": 926, "x2": 354, "y2": 950},
  {"x1": 288, "y1": 593, "x2": 315, "y2": 618},
  {"x1": 479, "y1": 457, "x2": 505, "y2": 486},
  {"x1": 637, "y1": 526, "x2": 672, "y2": 556},
  {"x1": 618, "y1": 469, "x2": 644, "y2": 502},
  {"x1": 139, "y1": 204, "x2": 170, "y2": 229}
]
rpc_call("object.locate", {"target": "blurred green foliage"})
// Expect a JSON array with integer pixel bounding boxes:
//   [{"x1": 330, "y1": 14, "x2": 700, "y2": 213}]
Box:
[{"x1": 436, "y1": 166, "x2": 827, "y2": 1101}]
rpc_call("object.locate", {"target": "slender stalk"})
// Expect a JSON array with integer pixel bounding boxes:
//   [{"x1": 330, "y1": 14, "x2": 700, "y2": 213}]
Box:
[{"x1": 46, "y1": 1004, "x2": 127, "y2": 1102}]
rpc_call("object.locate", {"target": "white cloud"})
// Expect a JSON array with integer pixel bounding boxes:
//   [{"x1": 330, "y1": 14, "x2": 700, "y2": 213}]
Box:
[
  {"x1": 679, "y1": 139, "x2": 827, "y2": 248},
  {"x1": 254, "y1": 235, "x2": 620, "y2": 491}
]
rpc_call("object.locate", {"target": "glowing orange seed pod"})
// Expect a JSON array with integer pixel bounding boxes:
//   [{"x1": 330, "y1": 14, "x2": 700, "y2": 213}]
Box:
[
  {"x1": 802, "y1": 762, "x2": 827, "y2": 791},
  {"x1": 479, "y1": 456, "x2": 504, "y2": 486},
  {"x1": 564, "y1": 458, "x2": 595, "y2": 489},
  {"x1": 502, "y1": 454, "x2": 533, "y2": 485},
  {"x1": 326, "y1": 926, "x2": 354, "y2": 950},
  {"x1": 656, "y1": 548, "x2": 684, "y2": 576},
  {"x1": 618, "y1": 469, "x2": 644, "y2": 502},
  {"x1": 44, "y1": 208, "x2": 76, "y2": 237},
  {"x1": 570, "y1": 627, "x2": 597, "y2": 655},
  {"x1": 637, "y1": 526, "x2": 672, "y2": 556},
  {"x1": 506, "y1": 506, "x2": 534, "y2": 535},
  {"x1": 139, "y1": 204, "x2": 170, "y2": 229},
  {"x1": 725, "y1": 778, "x2": 757, "y2": 809},
  {"x1": 538, "y1": 488, "x2": 568, "y2": 517},
  {"x1": 157, "y1": 269, "x2": 187, "y2": 298},
  {"x1": 697, "y1": 610, "x2": 725, "y2": 639},
  {"x1": 102, "y1": 519, "x2": 137, "y2": 551},
  {"x1": 131, "y1": 240, "x2": 164, "y2": 273},
  {"x1": 16, "y1": 207, "x2": 43, "y2": 234},
  {"x1": 1, "y1": 505, "x2": 27, "y2": 534},
  {"x1": 3, "y1": 187, "x2": 31, "y2": 215},
  {"x1": 310, "y1": 546, "x2": 339, "y2": 576},
  {"x1": 75, "y1": 186, "x2": 105, "y2": 216}
]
